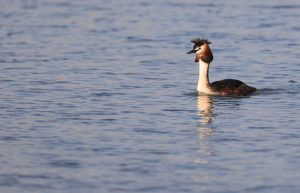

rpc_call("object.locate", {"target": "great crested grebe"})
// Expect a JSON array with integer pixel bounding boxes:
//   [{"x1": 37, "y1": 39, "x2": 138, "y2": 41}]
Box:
[{"x1": 187, "y1": 38, "x2": 256, "y2": 96}]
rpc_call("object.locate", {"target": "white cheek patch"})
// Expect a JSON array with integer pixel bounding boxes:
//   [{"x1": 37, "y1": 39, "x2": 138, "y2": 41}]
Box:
[
  {"x1": 195, "y1": 46, "x2": 201, "y2": 50},
  {"x1": 196, "y1": 47, "x2": 202, "y2": 54}
]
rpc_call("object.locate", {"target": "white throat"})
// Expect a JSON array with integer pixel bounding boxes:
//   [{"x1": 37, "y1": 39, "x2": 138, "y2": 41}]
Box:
[{"x1": 197, "y1": 60, "x2": 215, "y2": 94}]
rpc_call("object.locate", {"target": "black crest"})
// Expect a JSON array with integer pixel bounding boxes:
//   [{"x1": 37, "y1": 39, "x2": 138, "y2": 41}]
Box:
[{"x1": 190, "y1": 38, "x2": 211, "y2": 46}]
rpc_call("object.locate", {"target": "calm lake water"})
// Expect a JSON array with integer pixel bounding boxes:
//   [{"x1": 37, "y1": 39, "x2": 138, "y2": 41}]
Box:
[{"x1": 0, "y1": 0, "x2": 300, "y2": 193}]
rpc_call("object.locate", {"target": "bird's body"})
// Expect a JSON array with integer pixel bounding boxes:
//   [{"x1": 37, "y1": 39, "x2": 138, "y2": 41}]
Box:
[
  {"x1": 210, "y1": 79, "x2": 256, "y2": 96},
  {"x1": 187, "y1": 38, "x2": 256, "y2": 96}
]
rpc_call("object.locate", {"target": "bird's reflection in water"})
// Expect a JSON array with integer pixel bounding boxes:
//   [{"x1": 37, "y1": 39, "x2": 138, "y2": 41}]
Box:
[
  {"x1": 195, "y1": 94, "x2": 214, "y2": 164},
  {"x1": 197, "y1": 95, "x2": 213, "y2": 125}
]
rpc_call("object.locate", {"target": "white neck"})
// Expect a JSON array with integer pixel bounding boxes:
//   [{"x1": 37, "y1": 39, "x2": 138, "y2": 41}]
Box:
[{"x1": 197, "y1": 60, "x2": 214, "y2": 94}]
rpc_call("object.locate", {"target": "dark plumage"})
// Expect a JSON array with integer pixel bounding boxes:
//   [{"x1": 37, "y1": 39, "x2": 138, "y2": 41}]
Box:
[
  {"x1": 191, "y1": 38, "x2": 211, "y2": 46},
  {"x1": 210, "y1": 79, "x2": 256, "y2": 96}
]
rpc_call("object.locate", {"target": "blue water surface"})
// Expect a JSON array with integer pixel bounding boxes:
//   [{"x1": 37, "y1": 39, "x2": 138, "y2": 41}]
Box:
[{"x1": 0, "y1": 0, "x2": 299, "y2": 193}]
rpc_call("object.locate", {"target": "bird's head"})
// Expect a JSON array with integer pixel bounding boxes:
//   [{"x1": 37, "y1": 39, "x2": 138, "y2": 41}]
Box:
[{"x1": 187, "y1": 38, "x2": 213, "y2": 63}]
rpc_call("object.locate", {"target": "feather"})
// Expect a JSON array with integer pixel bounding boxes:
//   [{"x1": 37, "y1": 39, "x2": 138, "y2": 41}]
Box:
[{"x1": 190, "y1": 38, "x2": 211, "y2": 45}]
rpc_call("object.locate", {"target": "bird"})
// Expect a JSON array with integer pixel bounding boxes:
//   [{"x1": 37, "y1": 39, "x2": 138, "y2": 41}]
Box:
[{"x1": 187, "y1": 38, "x2": 256, "y2": 96}]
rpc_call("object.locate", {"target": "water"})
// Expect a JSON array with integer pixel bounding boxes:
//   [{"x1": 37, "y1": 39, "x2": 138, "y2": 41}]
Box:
[{"x1": 0, "y1": 0, "x2": 300, "y2": 192}]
